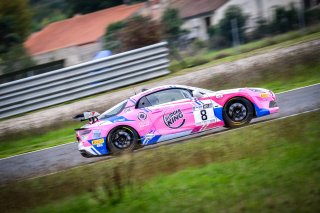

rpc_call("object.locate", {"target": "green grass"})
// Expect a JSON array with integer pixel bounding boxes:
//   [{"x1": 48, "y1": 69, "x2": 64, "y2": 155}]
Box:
[
  {"x1": 0, "y1": 122, "x2": 79, "y2": 158},
  {"x1": 169, "y1": 27, "x2": 320, "y2": 74},
  {"x1": 1, "y1": 110, "x2": 319, "y2": 213}
]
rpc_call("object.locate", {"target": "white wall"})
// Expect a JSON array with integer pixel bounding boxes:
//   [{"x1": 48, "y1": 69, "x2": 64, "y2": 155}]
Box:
[
  {"x1": 212, "y1": 0, "x2": 302, "y2": 30},
  {"x1": 32, "y1": 41, "x2": 103, "y2": 67},
  {"x1": 182, "y1": 13, "x2": 215, "y2": 41}
]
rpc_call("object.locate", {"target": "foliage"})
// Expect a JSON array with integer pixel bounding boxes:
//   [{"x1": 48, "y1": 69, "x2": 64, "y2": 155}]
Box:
[
  {"x1": 305, "y1": 7, "x2": 320, "y2": 26},
  {"x1": 0, "y1": 0, "x2": 32, "y2": 52},
  {"x1": 104, "y1": 21, "x2": 126, "y2": 53},
  {"x1": 250, "y1": 18, "x2": 271, "y2": 40},
  {"x1": 218, "y1": 5, "x2": 248, "y2": 46},
  {"x1": 104, "y1": 16, "x2": 162, "y2": 53},
  {"x1": 66, "y1": 0, "x2": 147, "y2": 15},
  {"x1": 29, "y1": 0, "x2": 69, "y2": 31},
  {"x1": 161, "y1": 8, "x2": 183, "y2": 43},
  {"x1": 0, "y1": 0, "x2": 34, "y2": 74},
  {"x1": 270, "y1": 4, "x2": 299, "y2": 34},
  {"x1": 0, "y1": 44, "x2": 35, "y2": 74},
  {"x1": 207, "y1": 5, "x2": 247, "y2": 49}
]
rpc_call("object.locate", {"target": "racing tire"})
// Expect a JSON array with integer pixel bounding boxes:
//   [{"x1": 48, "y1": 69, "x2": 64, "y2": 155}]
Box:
[
  {"x1": 223, "y1": 97, "x2": 253, "y2": 128},
  {"x1": 107, "y1": 126, "x2": 139, "y2": 155}
]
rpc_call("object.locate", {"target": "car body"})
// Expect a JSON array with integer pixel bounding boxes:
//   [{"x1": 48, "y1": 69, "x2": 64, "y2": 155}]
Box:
[{"x1": 75, "y1": 85, "x2": 279, "y2": 157}]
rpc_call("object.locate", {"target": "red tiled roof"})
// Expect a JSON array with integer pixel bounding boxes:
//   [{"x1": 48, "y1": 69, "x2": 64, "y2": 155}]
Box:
[
  {"x1": 171, "y1": 0, "x2": 227, "y2": 19},
  {"x1": 25, "y1": 3, "x2": 144, "y2": 55}
]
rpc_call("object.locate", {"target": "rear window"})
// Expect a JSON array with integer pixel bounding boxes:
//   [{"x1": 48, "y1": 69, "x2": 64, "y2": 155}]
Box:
[{"x1": 99, "y1": 100, "x2": 127, "y2": 119}]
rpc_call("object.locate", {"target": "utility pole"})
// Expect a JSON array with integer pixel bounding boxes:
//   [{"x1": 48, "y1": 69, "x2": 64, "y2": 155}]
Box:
[
  {"x1": 298, "y1": 0, "x2": 306, "y2": 34},
  {"x1": 231, "y1": 18, "x2": 240, "y2": 53}
]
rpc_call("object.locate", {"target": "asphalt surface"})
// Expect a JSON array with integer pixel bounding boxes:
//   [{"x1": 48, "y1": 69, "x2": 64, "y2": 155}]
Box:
[{"x1": 0, "y1": 84, "x2": 319, "y2": 184}]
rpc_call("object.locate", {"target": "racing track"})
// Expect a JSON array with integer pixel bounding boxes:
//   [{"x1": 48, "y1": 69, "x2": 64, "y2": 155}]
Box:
[{"x1": 0, "y1": 84, "x2": 319, "y2": 184}]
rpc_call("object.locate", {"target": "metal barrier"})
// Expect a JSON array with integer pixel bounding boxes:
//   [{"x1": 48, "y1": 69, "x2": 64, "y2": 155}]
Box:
[{"x1": 0, "y1": 42, "x2": 170, "y2": 118}]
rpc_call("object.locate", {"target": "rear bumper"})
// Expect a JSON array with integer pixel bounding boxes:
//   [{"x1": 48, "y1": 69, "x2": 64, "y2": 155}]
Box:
[{"x1": 78, "y1": 142, "x2": 97, "y2": 156}]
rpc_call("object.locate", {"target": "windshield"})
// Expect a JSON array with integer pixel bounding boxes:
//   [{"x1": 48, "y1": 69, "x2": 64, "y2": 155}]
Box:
[
  {"x1": 190, "y1": 86, "x2": 214, "y2": 94},
  {"x1": 98, "y1": 100, "x2": 127, "y2": 119}
]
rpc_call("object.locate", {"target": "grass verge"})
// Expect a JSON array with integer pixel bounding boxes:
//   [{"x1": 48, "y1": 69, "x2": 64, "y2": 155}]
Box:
[{"x1": 1, "y1": 110, "x2": 319, "y2": 212}]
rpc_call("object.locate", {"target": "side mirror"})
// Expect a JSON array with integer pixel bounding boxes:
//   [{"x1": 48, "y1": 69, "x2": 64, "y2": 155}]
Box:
[{"x1": 192, "y1": 90, "x2": 204, "y2": 98}]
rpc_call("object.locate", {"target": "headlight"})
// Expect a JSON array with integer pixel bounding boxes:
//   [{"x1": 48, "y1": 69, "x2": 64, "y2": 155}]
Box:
[
  {"x1": 259, "y1": 92, "x2": 270, "y2": 98},
  {"x1": 249, "y1": 88, "x2": 266, "y2": 93}
]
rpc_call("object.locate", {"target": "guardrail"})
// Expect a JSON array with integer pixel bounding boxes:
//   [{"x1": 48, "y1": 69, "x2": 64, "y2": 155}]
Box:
[{"x1": 0, "y1": 42, "x2": 170, "y2": 118}]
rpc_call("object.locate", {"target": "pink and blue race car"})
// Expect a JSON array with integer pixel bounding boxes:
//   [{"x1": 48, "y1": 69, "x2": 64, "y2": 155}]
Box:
[{"x1": 74, "y1": 85, "x2": 279, "y2": 157}]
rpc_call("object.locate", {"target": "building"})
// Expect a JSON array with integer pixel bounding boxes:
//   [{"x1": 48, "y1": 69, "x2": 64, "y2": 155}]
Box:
[
  {"x1": 144, "y1": 0, "x2": 303, "y2": 41},
  {"x1": 24, "y1": 3, "x2": 144, "y2": 67},
  {"x1": 212, "y1": 0, "x2": 302, "y2": 30}
]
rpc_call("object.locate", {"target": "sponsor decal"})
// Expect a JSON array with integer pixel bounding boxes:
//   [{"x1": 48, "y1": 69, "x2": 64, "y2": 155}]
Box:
[
  {"x1": 215, "y1": 93, "x2": 223, "y2": 98},
  {"x1": 123, "y1": 108, "x2": 131, "y2": 113},
  {"x1": 92, "y1": 130, "x2": 101, "y2": 139},
  {"x1": 92, "y1": 138, "x2": 104, "y2": 147},
  {"x1": 163, "y1": 108, "x2": 185, "y2": 129},
  {"x1": 137, "y1": 112, "x2": 147, "y2": 120}
]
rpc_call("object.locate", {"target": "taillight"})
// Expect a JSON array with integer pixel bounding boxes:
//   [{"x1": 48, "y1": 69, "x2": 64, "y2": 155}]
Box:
[
  {"x1": 79, "y1": 129, "x2": 91, "y2": 135},
  {"x1": 78, "y1": 129, "x2": 92, "y2": 141}
]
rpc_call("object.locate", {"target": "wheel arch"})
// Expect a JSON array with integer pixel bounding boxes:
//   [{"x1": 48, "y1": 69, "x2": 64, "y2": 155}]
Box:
[
  {"x1": 107, "y1": 124, "x2": 142, "y2": 144},
  {"x1": 223, "y1": 95, "x2": 257, "y2": 117}
]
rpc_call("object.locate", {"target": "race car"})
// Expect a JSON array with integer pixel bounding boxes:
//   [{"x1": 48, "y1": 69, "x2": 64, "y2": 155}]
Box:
[{"x1": 74, "y1": 85, "x2": 279, "y2": 157}]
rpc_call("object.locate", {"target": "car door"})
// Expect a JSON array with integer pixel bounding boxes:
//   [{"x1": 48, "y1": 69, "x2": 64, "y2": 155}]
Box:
[{"x1": 143, "y1": 88, "x2": 196, "y2": 138}]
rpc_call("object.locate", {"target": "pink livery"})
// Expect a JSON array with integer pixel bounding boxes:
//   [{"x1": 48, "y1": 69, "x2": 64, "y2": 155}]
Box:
[{"x1": 74, "y1": 85, "x2": 279, "y2": 157}]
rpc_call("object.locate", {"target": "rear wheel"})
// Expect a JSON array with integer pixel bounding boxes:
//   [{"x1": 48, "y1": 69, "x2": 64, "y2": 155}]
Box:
[
  {"x1": 107, "y1": 126, "x2": 139, "y2": 155},
  {"x1": 223, "y1": 97, "x2": 253, "y2": 128}
]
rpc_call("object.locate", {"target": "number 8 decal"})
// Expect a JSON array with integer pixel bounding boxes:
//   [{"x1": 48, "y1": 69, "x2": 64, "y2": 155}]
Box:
[{"x1": 201, "y1": 110, "x2": 207, "y2": 120}]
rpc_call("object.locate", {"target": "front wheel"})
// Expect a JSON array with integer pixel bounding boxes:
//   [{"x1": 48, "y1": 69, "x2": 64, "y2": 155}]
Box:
[
  {"x1": 107, "y1": 126, "x2": 139, "y2": 155},
  {"x1": 223, "y1": 97, "x2": 253, "y2": 128}
]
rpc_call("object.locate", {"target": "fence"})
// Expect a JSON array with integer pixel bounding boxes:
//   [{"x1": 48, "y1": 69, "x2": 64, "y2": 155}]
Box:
[{"x1": 0, "y1": 42, "x2": 170, "y2": 119}]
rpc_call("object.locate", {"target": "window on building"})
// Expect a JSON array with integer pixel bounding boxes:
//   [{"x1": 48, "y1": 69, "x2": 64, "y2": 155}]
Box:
[{"x1": 204, "y1": 16, "x2": 211, "y2": 33}]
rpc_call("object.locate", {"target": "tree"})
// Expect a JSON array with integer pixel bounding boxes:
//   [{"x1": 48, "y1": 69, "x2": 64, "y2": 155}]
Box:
[
  {"x1": 161, "y1": 8, "x2": 183, "y2": 43},
  {"x1": 119, "y1": 16, "x2": 162, "y2": 51},
  {"x1": 0, "y1": 0, "x2": 34, "y2": 74},
  {"x1": 29, "y1": 0, "x2": 69, "y2": 31},
  {"x1": 0, "y1": 0, "x2": 32, "y2": 52},
  {"x1": 104, "y1": 21, "x2": 126, "y2": 53},
  {"x1": 218, "y1": 5, "x2": 247, "y2": 45},
  {"x1": 271, "y1": 4, "x2": 299, "y2": 33},
  {"x1": 67, "y1": 0, "x2": 147, "y2": 14},
  {"x1": 104, "y1": 16, "x2": 162, "y2": 53}
]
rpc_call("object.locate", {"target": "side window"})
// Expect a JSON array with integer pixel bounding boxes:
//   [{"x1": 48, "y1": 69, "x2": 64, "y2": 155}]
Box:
[
  {"x1": 145, "y1": 89, "x2": 191, "y2": 106},
  {"x1": 181, "y1": 89, "x2": 193, "y2": 99},
  {"x1": 137, "y1": 96, "x2": 152, "y2": 108}
]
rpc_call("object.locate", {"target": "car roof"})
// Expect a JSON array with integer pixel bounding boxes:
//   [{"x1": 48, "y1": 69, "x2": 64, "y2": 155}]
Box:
[{"x1": 129, "y1": 85, "x2": 193, "y2": 102}]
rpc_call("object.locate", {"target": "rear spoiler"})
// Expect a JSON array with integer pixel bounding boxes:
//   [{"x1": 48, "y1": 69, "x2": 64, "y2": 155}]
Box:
[{"x1": 73, "y1": 111, "x2": 100, "y2": 123}]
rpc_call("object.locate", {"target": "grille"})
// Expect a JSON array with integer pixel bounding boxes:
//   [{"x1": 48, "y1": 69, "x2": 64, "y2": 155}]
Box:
[{"x1": 269, "y1": 101, "x2": 278, "y2": 108}]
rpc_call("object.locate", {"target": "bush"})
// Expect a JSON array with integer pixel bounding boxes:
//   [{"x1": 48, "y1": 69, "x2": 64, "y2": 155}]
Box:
[
  {"x1": 208, "y1": 35, "x2": 229, "y2": 50},
  {"x1": 270, "y1": 4, "x2": 299, "y2": 34},
  {"x1": 103, "y1": 16, "x2": 162, "y2": 53},
  {"x1": 213, "y1": 52, "x2": 231, "y2": 60},
  {"x1": 187, "y1": 57, "x2": 210, "y2": 68},
  {"x1": 305, "y1": 8, "x2": 320, "y2": 26},
  {"x1": 218, "y1": 5, "x2": 248, "y2": 45}
]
